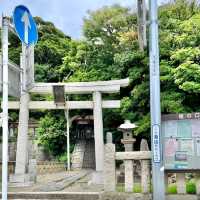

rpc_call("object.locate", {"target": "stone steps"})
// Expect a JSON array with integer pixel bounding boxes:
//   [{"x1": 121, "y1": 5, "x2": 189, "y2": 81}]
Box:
[
  {"x1": 71, "y1": 139, "x2": 95, "y2": 169},
  {"x1": 71, "y1": 141, "x2": 86, "y2": 169},
  {"x1": 0, "y1": 192, "x2": 100, "y2": 200},
  {"x1": 82, "y1": 140, "x2": 95, "y2": 169},
  {"x1": 33, "y1": 170, "x2": 90, "y2": 192}
]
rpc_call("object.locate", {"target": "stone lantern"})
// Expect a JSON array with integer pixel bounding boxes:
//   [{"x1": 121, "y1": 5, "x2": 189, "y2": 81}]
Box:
[
  {"x1": 118, "y1": 120, "x2": 138, "y2": 192},
  {"x1": 118, "y1": 120, "x2": 137, "y2": 151}
]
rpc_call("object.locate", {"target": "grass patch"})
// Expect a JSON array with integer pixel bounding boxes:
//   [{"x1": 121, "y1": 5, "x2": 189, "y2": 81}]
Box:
[
  {"x1": 167, "y1": 181, "x2": 196, "y2": 194},
  {"x1": 117, "y1": 180, "x2": 196, "y2": 194},
  {"x1": 167, "y1": 184, "x2": 177, "y2": 194},
  {"x1": 133, "y1": 183, "x2": 142, "y2": 193},
  {"x1": 116, "y1": 183, "x2": 143, "y2": 193},
  {"x1": 116, "y1": 183, "x2": 125, "y2": 192}
]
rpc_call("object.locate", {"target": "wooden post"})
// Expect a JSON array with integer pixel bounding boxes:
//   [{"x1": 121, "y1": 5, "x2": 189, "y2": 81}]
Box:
[
  {"x1": 140, "y1": 139, "x2": 150, "y2": 193},
  {"x1": 195, "y1": 173, "x2": 200, "y2": 195},
  {"x1": 164, "y1": 172, "x2": 168, "y2": 193},
  {"x1": 137, "y1": 0, "x2": 147, "y2": 51},
  {"x1": 104, "y1": 134, "x2": 116, "y2": 192},
  {"x1": 176, "y1": 173, "x2": 186, "y2": 194}
]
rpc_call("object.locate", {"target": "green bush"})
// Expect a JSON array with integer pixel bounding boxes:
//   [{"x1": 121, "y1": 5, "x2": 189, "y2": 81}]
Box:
[
  {"x1": 133, "y1": 183, "x2": 142, "y2": 193},
  {"x1": 36, "y1": 113, "x2": 67, "y2": 156},
  {"x1": 167, "y1": 181, "x2": 196, "y2": 194},
  {"x1": 167, "y1": 184, "x2": 177, "y2": 194},
  {"x1": 116, "y1": 184, "x2": 125, "y2": 192},
  {"x1": 186, "y1": 181, "x2": 196, "y2": 194},
  {"x1": 56, "y1": 153, "x2": 68, "y2": 162}
]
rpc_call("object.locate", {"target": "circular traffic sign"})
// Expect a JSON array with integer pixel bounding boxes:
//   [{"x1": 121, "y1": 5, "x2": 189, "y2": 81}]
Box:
[{"x1": 13, "y1": 5, "x2": 38, "y2": 45}]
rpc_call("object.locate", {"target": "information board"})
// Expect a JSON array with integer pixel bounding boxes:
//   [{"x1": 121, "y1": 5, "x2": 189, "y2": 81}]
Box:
[{"x1": 162, "y1": 113, "x2": 200, "y2": 170}]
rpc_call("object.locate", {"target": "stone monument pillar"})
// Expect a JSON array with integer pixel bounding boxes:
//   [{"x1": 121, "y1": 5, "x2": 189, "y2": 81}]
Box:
[{"x1": 104, "y1": 132, "x2": 116, "y2": 191}]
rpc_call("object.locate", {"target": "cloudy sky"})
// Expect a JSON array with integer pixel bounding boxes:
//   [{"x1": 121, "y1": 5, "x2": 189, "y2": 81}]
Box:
[{"x1": 0, "y1": 0, "x2": 169, "y2": 39}]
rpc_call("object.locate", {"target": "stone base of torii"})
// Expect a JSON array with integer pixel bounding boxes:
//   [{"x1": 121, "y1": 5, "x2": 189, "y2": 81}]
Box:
[{"x1": 8, "y1": 78, "x2": 129, "y2": 185}]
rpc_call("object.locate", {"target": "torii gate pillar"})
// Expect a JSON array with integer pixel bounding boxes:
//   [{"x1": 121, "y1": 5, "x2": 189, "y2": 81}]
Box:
[
  {"x1": 92, "y1": 91, "x2": 104, "y2": 183},
  {"x1": 137, "y1": 0, "x2": 147, "y2": 51}
]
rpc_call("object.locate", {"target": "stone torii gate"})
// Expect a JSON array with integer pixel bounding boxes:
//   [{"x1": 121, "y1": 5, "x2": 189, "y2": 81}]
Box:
[{"x1": 8, "y1": 78, "x2": 129, "y2": 184}]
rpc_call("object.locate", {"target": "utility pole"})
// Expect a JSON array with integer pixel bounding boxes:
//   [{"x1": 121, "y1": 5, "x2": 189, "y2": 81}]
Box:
[
  {"x1": 1, "y1": 16, "x2": 9, "y2": 200},
  {"x1": 149, "y1": 0, "x2": 165, "y2": 199},
  {"x1": 137, "y1": 0, "x2": 147, "y2": 51}
]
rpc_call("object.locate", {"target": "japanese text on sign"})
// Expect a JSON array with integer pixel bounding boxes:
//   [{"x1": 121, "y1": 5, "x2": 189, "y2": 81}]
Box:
[{"x1": 153, "y1": 124, "x2": 161, "y2": 163}]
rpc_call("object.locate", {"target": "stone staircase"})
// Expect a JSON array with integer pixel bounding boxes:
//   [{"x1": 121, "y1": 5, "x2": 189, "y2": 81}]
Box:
[
  {"x1": 71, "y1": 139, "x2": 95, "y2": 170},
  {"x1": 71, "y1": 140, "x2": 86, "y2": 169},
  {"x1": 83, "y1": 139, "x2": 95, "y2": 169}
]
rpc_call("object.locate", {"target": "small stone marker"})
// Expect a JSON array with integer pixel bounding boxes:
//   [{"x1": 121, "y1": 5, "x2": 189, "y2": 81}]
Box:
[
  {"x1": 106, "y1": 132, "x2": 113, "y2": 144},
  {"x1": 104, "y1": 142, "x2": 116, "y2": 192},
  {"x1": 28, "y1": 159, "x2": 37, "y2": 183},
  {"x1": 140, "y1": 139, "x2": 150, "y2": 193},
  {"x1": 195, "y1": 173, "x2": 200, "y2": 195},
  {"x1": 176, "y1": 173, "x2": 186, "y2": 194}
]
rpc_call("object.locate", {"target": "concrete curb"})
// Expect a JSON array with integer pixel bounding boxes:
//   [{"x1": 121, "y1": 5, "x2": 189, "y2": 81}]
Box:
[
  {"x1": 1, "y1": 192, "x2": 200, "y2": 200},
  {"x1": 0, "y1": 192, "x2": 101, "y2": 199}
]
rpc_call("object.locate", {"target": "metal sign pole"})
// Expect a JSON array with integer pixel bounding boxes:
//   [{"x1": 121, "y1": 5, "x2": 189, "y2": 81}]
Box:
[
  {"x1": 149, "y1": 0, "x2": 165, "y2": 199},
  {"x1": 64, "y1": 96, "x2": 70, "y2": 171},
  {"x1": 1, "y1": 16, "x2": 9, "y2": 200},
  {"x1": 14, "y1": 44, "x2": 30, "y2": 177}
]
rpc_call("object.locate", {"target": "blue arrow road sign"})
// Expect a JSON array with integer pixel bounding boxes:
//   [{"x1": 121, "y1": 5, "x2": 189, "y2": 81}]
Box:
[{"x1": 13, "y1": 5, "x2": 38, "y2": 45}]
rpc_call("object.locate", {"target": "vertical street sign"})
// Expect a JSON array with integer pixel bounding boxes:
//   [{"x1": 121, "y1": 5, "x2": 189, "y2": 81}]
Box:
[
  {"x1": 149, "y1": 0, "x2": 165, "y2": 200},
  {"x1": 1, "y1": 16, "x2": 9, "y2": 200},
  {"x1": 152, "y1": 124, "x2": 161, "y2": 163}
]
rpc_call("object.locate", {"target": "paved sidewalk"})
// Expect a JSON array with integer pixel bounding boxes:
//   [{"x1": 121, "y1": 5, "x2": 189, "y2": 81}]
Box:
[
  {"x1": 63, "y1": 171, "x2": 104, "y2": 192},
  {"x1": 8, "y1": 170, "x2": 93, "y2": 192}
]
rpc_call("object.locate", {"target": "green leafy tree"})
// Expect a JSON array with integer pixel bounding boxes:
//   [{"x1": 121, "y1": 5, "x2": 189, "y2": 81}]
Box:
[
  {"x1": 5, "y1": 1, "x2": 200, "y2": 155},
  {"x1": 36, "y1": 113, "x2": 67, "y2": 156}
]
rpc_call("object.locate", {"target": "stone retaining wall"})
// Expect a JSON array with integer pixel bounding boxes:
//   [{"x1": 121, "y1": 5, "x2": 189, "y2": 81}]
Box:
[
  {"x1": 0, "y1": 161, "x2": 65, "y2": 175},
  {"x1": 0, "y1": 142, "x2": 16, "y2": 161},
  {"x1": 0, "y1": 161, "x2": 15, "y2": 174},
  {"x1": 37, "y1": 161, "x2": 66, "y2": 174}
]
